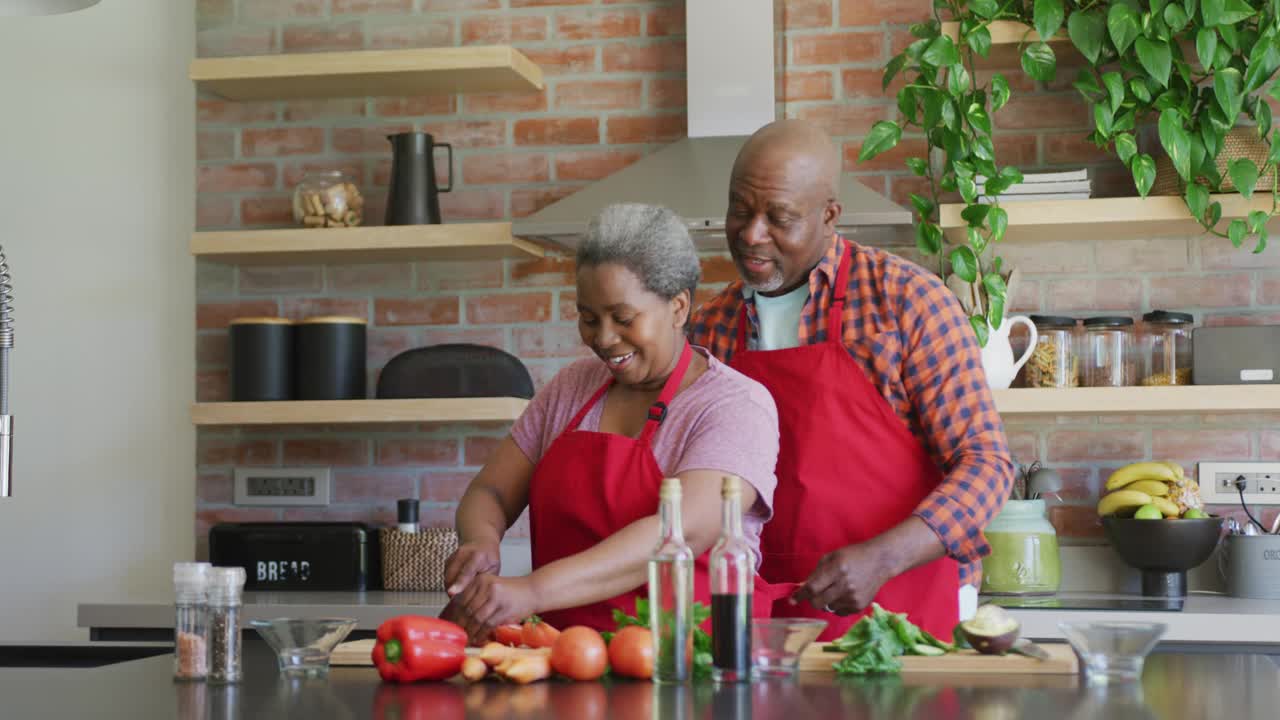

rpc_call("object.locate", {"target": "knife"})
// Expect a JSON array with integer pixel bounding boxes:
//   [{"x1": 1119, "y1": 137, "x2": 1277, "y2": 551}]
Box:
[{"x1": 1010, "y1": 638, "x2": 1050, "y2": 661}]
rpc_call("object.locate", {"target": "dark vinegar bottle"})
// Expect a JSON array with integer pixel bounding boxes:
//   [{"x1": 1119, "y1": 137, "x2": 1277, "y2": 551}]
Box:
[{"x1": 710, "y1": 475, "x2": 753, "y2": 682}]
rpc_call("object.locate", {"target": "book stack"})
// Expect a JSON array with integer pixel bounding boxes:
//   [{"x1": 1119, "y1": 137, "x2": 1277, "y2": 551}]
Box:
[{"x1": 978, "y1": 168, "x2": 1091, "y2": 203}]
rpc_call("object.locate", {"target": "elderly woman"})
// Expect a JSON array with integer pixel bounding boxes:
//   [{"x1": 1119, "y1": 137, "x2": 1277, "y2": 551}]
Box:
[{"x1": 443, "y1": 203, "x2": 781, "y2": 640}]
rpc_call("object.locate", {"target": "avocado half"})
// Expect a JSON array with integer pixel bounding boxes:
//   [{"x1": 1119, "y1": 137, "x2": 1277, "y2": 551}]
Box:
[{"x1": 958, "y1": 604, "x2": 1021, "y2": 655}]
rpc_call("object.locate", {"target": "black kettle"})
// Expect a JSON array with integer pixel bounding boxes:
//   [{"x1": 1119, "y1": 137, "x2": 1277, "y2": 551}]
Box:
[{"x1": 385, "y1": 132, "x2": 453, "y2": 225}]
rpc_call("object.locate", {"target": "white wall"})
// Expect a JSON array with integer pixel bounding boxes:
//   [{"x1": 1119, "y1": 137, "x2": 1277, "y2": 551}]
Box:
[{"x1": 0, "y1": 0, "x2": 194, "y2": 641}]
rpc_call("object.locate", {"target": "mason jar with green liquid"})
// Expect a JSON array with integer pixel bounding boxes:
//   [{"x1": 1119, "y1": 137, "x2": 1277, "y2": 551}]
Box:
[{"x1": 981, "y1": 499, "x2": 1061, "y2": 595}]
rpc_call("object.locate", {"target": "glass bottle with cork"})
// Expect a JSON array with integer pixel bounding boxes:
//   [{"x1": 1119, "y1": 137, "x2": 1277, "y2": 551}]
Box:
[
  {"x1": 207, "y1": 566, "x2": 246, "y2": 684},
  {"x1": 710, "y1": 475, "x2": 753, "y2": 683},
  {"x1": 173, "y1": 562, "x2": 211, "y2": 681},
  {"x1": 648, "y1": 477, "x2": 693, "y2": 684}
]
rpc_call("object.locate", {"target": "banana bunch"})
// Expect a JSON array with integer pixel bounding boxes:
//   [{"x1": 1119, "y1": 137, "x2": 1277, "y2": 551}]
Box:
[{"x1": 1096, "y1": 461, "x2": 1205, "y2": 518}]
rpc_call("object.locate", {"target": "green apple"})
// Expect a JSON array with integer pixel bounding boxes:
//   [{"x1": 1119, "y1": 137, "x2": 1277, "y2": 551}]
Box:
[
  {"x1": 1134, "y1": 504, "x2": 1163, "y2": 520},
  {"x1": 1182, "y1": 508, "x2": 1209, "y2": 519}
]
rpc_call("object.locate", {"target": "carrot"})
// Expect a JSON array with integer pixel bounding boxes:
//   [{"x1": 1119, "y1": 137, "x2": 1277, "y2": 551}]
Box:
[
  {"x1": 503, "y1": 654, "x2": 551, "y2": 685},
  {"x1": 461, "y1": 656, "x2": 488, "y2": 682},
  {"x1": 480, "y1": 642, "x2": 550, "y2": 668}
]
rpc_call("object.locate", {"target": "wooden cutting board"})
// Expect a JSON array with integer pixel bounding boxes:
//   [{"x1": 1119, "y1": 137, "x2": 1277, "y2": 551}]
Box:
[
  {"x1": 332, "y1": 639, "x2": 377, "y2": 666},
  {"x1": 799, "y1": 642, "x2": 1078, "y2": 674},
  {"x1": 331, "y1": 639, "x2": 1078, "y2": 674}
]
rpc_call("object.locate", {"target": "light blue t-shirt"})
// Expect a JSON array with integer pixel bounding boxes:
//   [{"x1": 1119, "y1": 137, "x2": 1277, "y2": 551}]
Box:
[{"x1": 750, "y1": 284, "x2": 809, "y2": 350}]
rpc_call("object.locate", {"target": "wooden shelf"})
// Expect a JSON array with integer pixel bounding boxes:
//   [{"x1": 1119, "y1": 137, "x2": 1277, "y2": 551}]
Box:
[
  {"x1": 190, "y1": 46, "x2": 543, "y2": 101},
  {"x1": 191, "y1": 223, "x2": 545, "y2": 264},
  {"x1": 941, "y1": 20, "x2": 1075, "y2": 67},
  {"x1": 940, "y1": 194, "x2": 1275, "y2": 243},
  {"x1": 191, "y1": 398, "x2": 529, "y2": 426},
  {"x1": 993, "y1": 385, "x2": 1280, "y2": 416}
]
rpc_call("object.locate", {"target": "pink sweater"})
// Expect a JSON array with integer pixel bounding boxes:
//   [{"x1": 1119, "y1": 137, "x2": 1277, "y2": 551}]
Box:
[{"x1": 510, "y1": 347, "x2": 780, "y2": 560}]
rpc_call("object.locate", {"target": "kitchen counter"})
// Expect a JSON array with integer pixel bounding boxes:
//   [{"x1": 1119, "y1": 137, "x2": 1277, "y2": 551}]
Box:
[
  {"x1": 1, "y1": 641, "x2": 1277, "y2": 720},
  {"x1": 78, "y1": 591, "x2": 1280, "y2": 648},
  {"x1": 78, "y1": 591, "x2": 450, "y2": 639}
]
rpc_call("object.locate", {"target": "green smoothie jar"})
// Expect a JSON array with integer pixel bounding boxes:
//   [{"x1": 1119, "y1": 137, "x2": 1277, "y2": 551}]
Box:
[{"x1": 980, "y1": 499, "x2": 1061, "y2": 595}]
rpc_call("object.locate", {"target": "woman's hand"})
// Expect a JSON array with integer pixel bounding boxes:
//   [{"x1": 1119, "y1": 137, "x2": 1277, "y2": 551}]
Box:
[
  {"x1": 445, "y1": 541, "x2": 502, "y2": 597},
  {"x1": 451, "y1": 574, "x2": 539, "y2": 645}
]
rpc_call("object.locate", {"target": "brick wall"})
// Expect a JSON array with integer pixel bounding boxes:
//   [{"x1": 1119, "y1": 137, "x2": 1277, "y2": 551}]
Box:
[{"x1": 194, "y1": 0, "x2": 1277, "y2": 557}]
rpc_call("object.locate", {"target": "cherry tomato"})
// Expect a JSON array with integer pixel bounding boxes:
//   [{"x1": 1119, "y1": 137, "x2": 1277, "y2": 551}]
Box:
[
  {"x1": 607, "y1": 626, "x2": 654, "y2": 679},
  {"x1": 521, "y1": 615, "x2": 561, "y2": 649},
  {"x1": 549, "y1": 626, "x2": 608, "y2": 681},
  {"x1": 492, "y1": 624, "x2": 523, "y2": 647}
]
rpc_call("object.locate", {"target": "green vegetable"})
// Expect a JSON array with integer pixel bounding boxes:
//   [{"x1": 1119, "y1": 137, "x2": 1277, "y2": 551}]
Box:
[
  {"x1": 829, "y1": 603, "x2": 955, "y2": 675},
  {"x1": 612, "y1": 597, "x2": 714, "y2": 680}
]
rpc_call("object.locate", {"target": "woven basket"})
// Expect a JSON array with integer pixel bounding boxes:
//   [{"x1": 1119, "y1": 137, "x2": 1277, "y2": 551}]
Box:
[
  {"x1": 380, "y1": 527, "x2": 459, "y2": 591},
  {"x1": 1151, "y1": 126, "x2": 1275, "y2": 196}
]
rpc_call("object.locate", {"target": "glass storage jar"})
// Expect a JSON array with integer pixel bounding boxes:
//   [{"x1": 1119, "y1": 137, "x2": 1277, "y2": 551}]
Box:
[
  {"x1": 1082, "y1": 316, "x2": 1137, "y2": 387},
  {"x1": 292, "y1": 170, "x2": 364, "y2": 228},
  {"x1": 1023, "y1": 315, "x2": 1079, "y2": 388},
  {"x1": 980, "y1": 499, "x2": 1061, "y2": 595},
  {"x1": 1141, "y1": 310, "x2": 1194, "y2": 386}
]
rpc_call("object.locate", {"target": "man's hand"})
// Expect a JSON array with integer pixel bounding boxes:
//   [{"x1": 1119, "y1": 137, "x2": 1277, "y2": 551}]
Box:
[
  {"x1": 450, "y1": 574, "x2": 538, "y2": 645},
  {"x1": 444, "y1": 540, "x2": 501, "y2": 597},
  {"x1": 792, "y1": 540, "x2": 895, "y2": 616}
]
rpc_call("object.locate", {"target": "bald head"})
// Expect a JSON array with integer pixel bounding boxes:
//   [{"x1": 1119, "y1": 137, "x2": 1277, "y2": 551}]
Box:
[
  {"x1": 732, "y1": 120, "x2": 840, "y2": 202},
  {"x1": 724, "y1": 120, "x2": 844, "y2": 296}
]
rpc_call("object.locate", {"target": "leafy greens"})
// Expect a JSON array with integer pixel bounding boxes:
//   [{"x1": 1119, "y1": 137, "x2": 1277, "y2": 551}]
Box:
[{"x1": 828, "y1": 603, "x2": 955, "y2": 675}]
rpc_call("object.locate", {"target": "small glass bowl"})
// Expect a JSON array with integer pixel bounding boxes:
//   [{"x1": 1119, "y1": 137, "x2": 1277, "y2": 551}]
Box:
[
  {"x1": 1058, "y1": 621, "x2": 1166, "y2": 684},
  {"x1": 750, "y1": 618, "x2": 827, "y2": 679},
  {"x1": 250, "y1": 617, "x2": 358, "y2": 677}
]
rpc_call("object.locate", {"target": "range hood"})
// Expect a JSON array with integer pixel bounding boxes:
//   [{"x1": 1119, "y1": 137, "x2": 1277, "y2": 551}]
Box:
[{"x1": 513, "y1": 0, "x2": 912, "y2": 250}]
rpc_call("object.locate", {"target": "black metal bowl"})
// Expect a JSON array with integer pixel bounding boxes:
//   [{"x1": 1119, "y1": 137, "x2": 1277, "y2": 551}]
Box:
[{"x1": 1101, "y1": 516, "x2": 1224, "y2": 597}]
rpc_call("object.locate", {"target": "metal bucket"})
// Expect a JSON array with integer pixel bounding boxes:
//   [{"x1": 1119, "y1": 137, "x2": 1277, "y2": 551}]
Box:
[{"x1": 1221, "y1": 534, "x2": 1280, "y2": 600}]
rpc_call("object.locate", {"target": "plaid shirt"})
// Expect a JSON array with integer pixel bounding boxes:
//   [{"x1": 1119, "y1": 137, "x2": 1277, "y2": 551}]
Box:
[{"x1": 689, "y1": 235, "x2": 1013, "y2": 588}]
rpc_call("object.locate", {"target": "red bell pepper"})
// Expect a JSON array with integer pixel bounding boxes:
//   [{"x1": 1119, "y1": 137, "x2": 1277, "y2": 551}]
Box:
[{"x1": 372, "y1": 615, "x2": 468, "y2": 683}]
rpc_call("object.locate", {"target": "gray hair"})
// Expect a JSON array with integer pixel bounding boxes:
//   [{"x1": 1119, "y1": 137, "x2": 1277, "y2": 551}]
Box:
[{"x1": 576, "y1": 203, "x2": 701, "y2": 304}]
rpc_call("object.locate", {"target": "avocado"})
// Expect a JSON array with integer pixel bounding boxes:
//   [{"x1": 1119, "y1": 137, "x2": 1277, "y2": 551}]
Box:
[{"x1": 957, "y1": 604, "x2": 1021, "y2": 655}]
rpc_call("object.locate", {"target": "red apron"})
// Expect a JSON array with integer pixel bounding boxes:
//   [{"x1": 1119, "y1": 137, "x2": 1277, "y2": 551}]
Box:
[
  {"x1": 528, "y1": 342, "x2": 782, "y2": 631},
  {"x1": 729, "y1": 240, "x2": 959, "y2": 641}
]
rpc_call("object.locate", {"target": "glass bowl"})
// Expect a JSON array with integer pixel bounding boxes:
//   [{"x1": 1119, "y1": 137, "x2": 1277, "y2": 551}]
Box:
[
  {"x1": 750, "y1": 618, "x2": 827, "y2": 679},
  {"x1": 250, "y1": 617, "x2": 358, "y2": 677},
  {"x1": 1058, "y1": 621, "x2": 1166, "y2": 684}
]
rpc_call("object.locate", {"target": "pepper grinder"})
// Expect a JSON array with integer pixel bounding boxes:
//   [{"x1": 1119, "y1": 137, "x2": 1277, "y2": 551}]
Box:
[{"x1": 397, "y1": 498, "x2": 419, "y2": 534}]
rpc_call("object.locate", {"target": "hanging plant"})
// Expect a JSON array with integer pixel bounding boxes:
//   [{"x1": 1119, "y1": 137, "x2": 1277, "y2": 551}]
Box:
[
  {"x1": 858, "y1": 0, "x2": 1280, "y2": 346},
  {"x1": 1052, "y1": 0, "x2": 1280, "y2": 253},
  {"x1": 858, "y1": 10, "x2": 1021, "y2": 347}
]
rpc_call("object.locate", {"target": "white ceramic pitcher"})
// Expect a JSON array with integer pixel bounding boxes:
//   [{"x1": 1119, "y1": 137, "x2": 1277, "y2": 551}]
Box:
[{"x1": 980, "y1": 315, "x2": 1037, "y2": 390}]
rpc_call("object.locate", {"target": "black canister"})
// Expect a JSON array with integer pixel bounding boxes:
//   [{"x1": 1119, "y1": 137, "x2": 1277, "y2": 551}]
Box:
[
  {"x1": 296, "y1": 316, "x2": 367, "y2": 400},
  {"x1": 229, "y1": 317, "x2": 295, "y2": 401}
]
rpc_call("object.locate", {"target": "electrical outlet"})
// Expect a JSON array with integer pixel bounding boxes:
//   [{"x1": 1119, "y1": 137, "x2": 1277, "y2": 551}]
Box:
[
  {"x1": 1197, "y1": 462, "x2": 1280, "y2": 505},
  {"x1": 233, "y1": 467, "x2": 331, "y2": 507}
]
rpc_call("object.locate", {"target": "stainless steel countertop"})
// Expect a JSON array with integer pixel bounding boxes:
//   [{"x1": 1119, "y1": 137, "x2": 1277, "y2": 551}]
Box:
[
  {"x1": 77, "y1": 590, "x2": 1280, "y2": 644},
  {"x1": 1, "y1": 642, "x2": 1277, "y2": 720}
]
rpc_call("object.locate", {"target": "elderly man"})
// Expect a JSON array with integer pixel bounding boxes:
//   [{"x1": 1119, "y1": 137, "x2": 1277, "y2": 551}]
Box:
[{"x1": 689, "y1": 120, "x2": 1014, "y2": 640}]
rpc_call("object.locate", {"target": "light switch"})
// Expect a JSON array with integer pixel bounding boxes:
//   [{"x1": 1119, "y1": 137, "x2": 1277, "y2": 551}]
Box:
[{"x1": 233, "y1": 467, "x2": 331, "y2": 506}]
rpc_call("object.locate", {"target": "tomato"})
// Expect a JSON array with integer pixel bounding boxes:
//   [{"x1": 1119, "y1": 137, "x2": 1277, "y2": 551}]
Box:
[
  {"x1": 521, "y1": 615, "x2": 561, "y2": 649},
  {"x1": 607, "y1": 626, "x2": 654, "y2": 679},
  {"x1": 549, "y1": 626, "x2": 608, "y2": 681},
  {"x1": 492, "y1": 624, "x2": 523, "y2": 647}
]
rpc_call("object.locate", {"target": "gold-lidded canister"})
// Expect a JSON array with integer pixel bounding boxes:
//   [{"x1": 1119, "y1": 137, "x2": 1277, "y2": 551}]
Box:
[
  {"x1": 228, "y1": 317, "x2": 295, "y2": 402},
  {"x1": 295, "y1": 315, "x2": 368, "y2": 400}
]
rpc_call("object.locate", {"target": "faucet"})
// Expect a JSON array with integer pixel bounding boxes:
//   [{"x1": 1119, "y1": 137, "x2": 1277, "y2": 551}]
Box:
[{"x1": 0, "y1": 244, "x2": 11, "y2": 497}]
